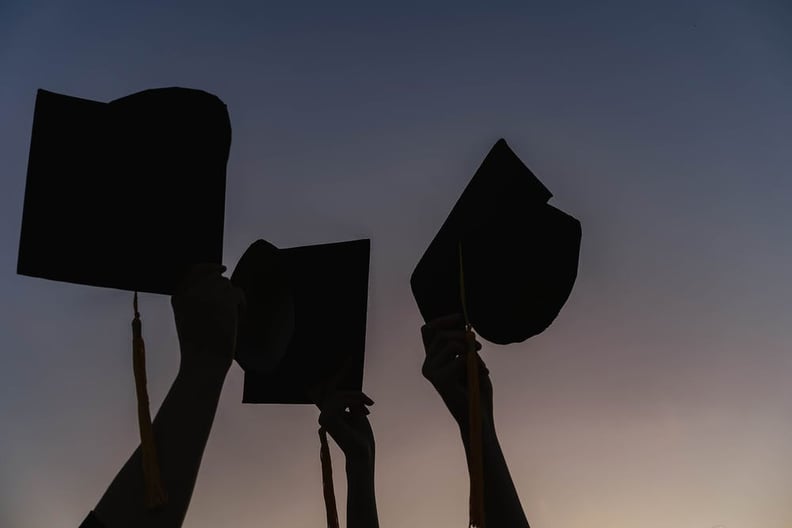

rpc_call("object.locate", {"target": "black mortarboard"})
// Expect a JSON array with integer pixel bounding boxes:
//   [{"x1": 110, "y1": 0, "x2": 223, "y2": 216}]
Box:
[
  {"x1": 234, "y1": 238, "x2": 371, "y2": 404},
  {"x1": 411, "y1": 139, "x2": 581, "y2": 527},
  {"x1": 18, "y1": 88, "x2": 230, "y2": 294},
  {"x1": 17, "y1": 87, "x2": 232, "y2": 508},
  {"x1": 410, "y1": 138, "x2": 582, "y2": 345}
]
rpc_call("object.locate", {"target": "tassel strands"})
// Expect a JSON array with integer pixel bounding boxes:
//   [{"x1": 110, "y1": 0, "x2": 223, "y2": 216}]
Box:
[
  {"x1": 132, "y1": 292, "x2": 168, "y2": 509},
  {"x1": 319, "y1": 427, "x2": 340, "y2": 528},
  {"x1": 464, "y1": 329, "x2": 485, "y2": 528},
  {"x1": 459, "y1": 243, "x2": 486, "y2": 528}
]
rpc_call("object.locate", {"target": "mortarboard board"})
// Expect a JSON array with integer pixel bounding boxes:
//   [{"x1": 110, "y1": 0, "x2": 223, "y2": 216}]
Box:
[
  {"x1": 410, "y1": 138, "x2": 581, "y2": 345},
  {"x1": 18, "y1": 88, "x2": 230, "y2": 294},
  {"x1": 410, "y1": 139, "x2": 581, "y2": 527},
  {"x1": 17, "y1": 87, "x2": 232, "y2": 508},
  {"x1": 233, "y1": 238, "x2": 370, "y2": 404}
]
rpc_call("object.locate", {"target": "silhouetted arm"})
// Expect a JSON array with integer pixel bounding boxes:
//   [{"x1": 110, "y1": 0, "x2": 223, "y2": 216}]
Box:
[
  {"x1": 92, "y1": 365, "x2": 227, "y2": 528},
  {"x1": 421, "y1": 314, "x2": 530, "y2": 528},
  {"x1": 318, "y1": 391, "x2": 379, "y2": 528},
  {"x1": 459, "y1": 415, "x2": 528, "y2": 528},
  {"x1": 89, "y1": 265, "x2": 244, "y2": 528}
]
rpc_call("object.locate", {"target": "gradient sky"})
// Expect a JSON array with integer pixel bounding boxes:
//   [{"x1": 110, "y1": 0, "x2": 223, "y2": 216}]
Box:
[{"x1": 2, "y1": 1, "x2": 792, "y2": 527}]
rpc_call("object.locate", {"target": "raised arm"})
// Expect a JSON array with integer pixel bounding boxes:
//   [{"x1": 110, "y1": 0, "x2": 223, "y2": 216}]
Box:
[
  {"x1": 421, "y1": 314, "x2": 530, "y2": 528},
  {"x1": 87, "y1": 264, "x2": 244, "y2": 528},
  {"x1": 317, "y1": 390, "x2": 379, "y2": 528}
]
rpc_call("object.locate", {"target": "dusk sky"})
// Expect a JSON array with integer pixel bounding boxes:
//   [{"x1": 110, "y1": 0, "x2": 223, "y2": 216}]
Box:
[{"x1": 2, "y1": 1, "x2": 792, "y2": 527}]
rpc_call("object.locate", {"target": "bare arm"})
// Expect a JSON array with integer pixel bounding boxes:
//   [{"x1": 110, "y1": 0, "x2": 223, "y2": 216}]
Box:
[
  {"x1": 318, "y1": 391, "x2": 379, "y2": 528},
  {"x1": 459, "y1": 414, "x2": 528, "y2": 528},
  {"x1": 90, "y1": 265, "x2": 243, "y2": 528},
  {"x1": 421, "y1": 314, "x2": 530, "y2": 528},
  {"x1": 93, "y1": 366, "x2": 227, "y2": 528}
]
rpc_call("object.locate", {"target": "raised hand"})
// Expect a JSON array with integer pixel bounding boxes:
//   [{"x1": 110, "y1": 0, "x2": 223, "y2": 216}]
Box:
[
  {"x1": 420, "y1": 313, "x2": 493, "y2": 433},
  {"x1": 171, "y1": 263, "x2": 245, "y2": 377},
  {"x1": 420, "y1": 314, "x2": 530, "y2": 528},
  {"x1": 316, "y1": 389, "x2": 379, "y2": 528},
  {"x1": 318, "y1": 390, "x2": 376, "y2": 465}
]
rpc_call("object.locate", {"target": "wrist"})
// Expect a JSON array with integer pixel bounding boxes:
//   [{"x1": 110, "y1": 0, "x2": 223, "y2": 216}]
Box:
[
  {"x1": 346, "y1": 453, "x2": 375, "y2": 476},
  {"x1": 177, "y1": 341, "x2": 233, "y2": 378},
  {"x1": 176, "y1": 360, "x2": 229, "y2": 388},
  {"x1": 459, "y1": 416, "x2": 497, "y2": 444}
]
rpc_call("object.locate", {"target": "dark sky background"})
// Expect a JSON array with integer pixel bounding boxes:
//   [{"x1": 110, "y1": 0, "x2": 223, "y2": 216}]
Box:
[{"x1": 2, "y1": 1, "x2": 792, "y2": 527}]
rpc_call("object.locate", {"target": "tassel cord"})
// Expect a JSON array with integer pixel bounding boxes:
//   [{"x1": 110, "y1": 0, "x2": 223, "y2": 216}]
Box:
[
  {"x1": 459, "y1": 243, "x2": 486, "y2": 528},
  {"x1": 132, "y1": 291, "x2": 168, "y2": 508},
  {"x1": 319, "y1": 427, "x2": 340, "y2": 528}
]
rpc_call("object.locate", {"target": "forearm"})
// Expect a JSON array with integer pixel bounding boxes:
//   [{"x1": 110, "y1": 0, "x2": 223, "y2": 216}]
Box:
[
  {"x1": 94, "y1": 366, "x2": 227, "y2": 528},
  {"x1": 461, "y1": 421, "x2": 529, "y2": 528},
  {"x1": 345, "y1": 459, "x2": 379, "y2": 528}
]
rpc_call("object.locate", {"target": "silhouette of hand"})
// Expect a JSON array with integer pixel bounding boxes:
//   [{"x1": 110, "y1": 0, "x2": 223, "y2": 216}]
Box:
[
  {"x1": 421, "y1": 314, "x2": 493, "y2": 432},
  {"x1": 318, "y1": 390, "x2": 376, "y2": 465},
  {"x1": 171, "y1": 263, "x2": 245, "y2": 376}
]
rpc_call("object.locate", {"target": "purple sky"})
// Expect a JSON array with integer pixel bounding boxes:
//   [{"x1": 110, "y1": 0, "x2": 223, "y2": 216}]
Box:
[{"x1": 2, "y1": 1, "x2": 792, "y2": 527}]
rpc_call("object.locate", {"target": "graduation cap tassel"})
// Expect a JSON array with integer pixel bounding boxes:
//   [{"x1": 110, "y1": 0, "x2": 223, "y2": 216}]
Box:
[
  {"x1": 464, "y1": 332, "x2": 485, "y2": 528},
  {"x1": 132, "y1": 292, "x2": 168, "y2": 509},
  {"x1": 459, "y1": 243, "x2": 486, "y2": 528},
  {"x1": 319, "y1": 428, "x2": 340, "y2": 528}
]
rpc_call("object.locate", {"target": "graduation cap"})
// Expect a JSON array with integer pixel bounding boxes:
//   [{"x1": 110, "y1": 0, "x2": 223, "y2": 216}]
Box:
[
  {"x1": 17, "y1": 87, "x2": 232, "y2": 507},
  {"x1": 232, "y1": 238, "x2": 370, "y2": 403},
  {"x1": 410, "y1": 139, "x2": 582, "y2": 527},
  {"x1": 231, "y1": 238, "x2": 370, "y2": 528},
  {"x1": 411, "y1": 138, "x2": 581, "y2": 345},
  {"x1": 18, "y1": 88, "x2": 230, "y2": 293}
]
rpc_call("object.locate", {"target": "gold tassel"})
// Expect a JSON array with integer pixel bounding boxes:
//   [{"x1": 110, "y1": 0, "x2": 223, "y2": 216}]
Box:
[
  {"x1": 132, "y1": 292, "x2": 168, "y2": 509},
  {"x1": 459, "y1": 243, "x2": 485, "y2": 528},
  {"x1": 319, "y1": 428, "x2": 340, "y2": 528},
  {"x1": 465, "y1": 329, "x2": 485, "y2": 528}
]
